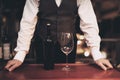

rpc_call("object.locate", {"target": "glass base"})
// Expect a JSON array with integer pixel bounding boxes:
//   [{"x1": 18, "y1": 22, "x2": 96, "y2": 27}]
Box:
[{"x1": 62, "y1": 66, "x2": 71, "y2": 71}]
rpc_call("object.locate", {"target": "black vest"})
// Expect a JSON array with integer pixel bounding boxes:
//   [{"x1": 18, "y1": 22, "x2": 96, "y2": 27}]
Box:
[{"x1": 36, "y1": 0, "x2": 78, "y2": 41}]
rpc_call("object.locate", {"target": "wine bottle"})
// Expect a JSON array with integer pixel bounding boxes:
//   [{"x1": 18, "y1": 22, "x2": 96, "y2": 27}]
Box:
[
  {"x1": 0, "y1": 15, "x2": 3, "y2": 61},
  {"x1": 43, "y1": 23, "x2": 54, "y2": 70},
  {"x1": 2, "y1": 16, "x2": 11, "y2": 61},
  {"x1": 0, "y1": 40, "x2": 2, "y2": 61}
]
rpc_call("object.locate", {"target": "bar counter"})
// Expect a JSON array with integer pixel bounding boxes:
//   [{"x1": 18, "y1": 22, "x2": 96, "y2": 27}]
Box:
[{"x1": 0, "y1": 63, "x2": 120, "y2": 80}]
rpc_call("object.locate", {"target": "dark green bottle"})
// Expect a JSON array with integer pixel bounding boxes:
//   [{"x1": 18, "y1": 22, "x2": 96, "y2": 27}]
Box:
[{"x1": 43, "y1": 23, "x2": 54, "y2": 70}]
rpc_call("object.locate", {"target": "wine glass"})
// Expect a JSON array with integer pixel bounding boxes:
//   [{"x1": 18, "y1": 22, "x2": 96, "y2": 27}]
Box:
[{"x1": 57, "y1": 32, "x2": 74, "y2": 71}]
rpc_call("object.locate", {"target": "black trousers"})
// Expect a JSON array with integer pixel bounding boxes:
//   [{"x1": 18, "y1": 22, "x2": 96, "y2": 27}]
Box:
[{"x1": 34, "y1": 36, "x2": 77, "y2": 64}]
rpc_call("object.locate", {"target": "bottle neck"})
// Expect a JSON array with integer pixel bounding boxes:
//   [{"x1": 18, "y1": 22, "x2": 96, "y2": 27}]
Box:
[{"x1": 46, "y1": 23, "x2": 52, "y2": 42}]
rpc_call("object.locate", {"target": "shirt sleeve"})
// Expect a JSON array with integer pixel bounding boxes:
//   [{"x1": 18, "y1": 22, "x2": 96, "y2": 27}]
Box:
[
  {"x1": 14, "y1": 0, "x2": 39, "y2": 62},
  {"x1": 15, "y1": 0, "x2": 39, "y2": 52},
  {"x1": 78, "y1": 0, "x2": 104, "y2": 60}
]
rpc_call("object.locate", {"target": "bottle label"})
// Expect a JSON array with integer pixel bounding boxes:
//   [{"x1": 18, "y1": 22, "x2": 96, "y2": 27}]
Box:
[
  {"x1": 0, "y1": 47, "x2": 2, "y2": 59},
  {"x1": 3, "y1": 43, "x2": 10, "y2": 60}
]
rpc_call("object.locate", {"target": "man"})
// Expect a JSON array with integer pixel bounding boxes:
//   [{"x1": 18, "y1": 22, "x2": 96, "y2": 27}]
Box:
[{"x1": 5, "y1": 0, "x2": 113, "y2": 71}]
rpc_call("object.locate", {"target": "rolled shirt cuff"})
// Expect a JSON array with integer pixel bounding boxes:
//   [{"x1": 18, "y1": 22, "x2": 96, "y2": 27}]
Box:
[
  {"x1": 90, "y1": 47, "x2": 104, "y2": 61},
  {"x1": 13, "y1": 51, "x2": 27, "y2": 62}
]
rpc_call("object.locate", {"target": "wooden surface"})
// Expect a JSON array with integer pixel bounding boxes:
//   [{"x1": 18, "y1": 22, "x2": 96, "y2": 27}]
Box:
[{"x1": 0, "y1": 63, "x2": 120, "y2": 80}]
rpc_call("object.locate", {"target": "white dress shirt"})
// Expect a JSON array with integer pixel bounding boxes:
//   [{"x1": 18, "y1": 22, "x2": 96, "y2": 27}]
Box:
[{"x1": 14, "y1": 0, "x2": 104, "y2": 62}]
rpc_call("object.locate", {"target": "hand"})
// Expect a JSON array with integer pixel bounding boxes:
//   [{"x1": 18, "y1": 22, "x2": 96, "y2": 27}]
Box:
[
  {"x1": 95, "y1": 58, "x2": 113, "y2": 70},
  {"x1": 5, "y1": 59, "x2": 23, "y2": 71}
]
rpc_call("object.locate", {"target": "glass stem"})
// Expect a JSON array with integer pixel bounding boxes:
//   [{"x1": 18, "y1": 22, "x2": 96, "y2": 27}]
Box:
[{"x1": 66, "y1": 54, "x2": 68, "y2": 68}]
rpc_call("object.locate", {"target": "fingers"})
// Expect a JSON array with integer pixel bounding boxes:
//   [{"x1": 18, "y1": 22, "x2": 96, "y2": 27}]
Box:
[
  {"x1": 7, "y1": 64, "x2": 19, "y2": 71},
  {"x1": 95, "y1": 58, "x2": 113, "y2": 71},
  {"x1": 97, "y1": 62, "x2": 107, "y2": 70},
  {"x1": 105, "y1": 60, "x2": 113, "y2": 69},
  {"x1": 5, "y1": 59, "x2": 22, "y2": 71},
  {"x1": 5, "y1": 60, "x2": 15, "y2": 70}
]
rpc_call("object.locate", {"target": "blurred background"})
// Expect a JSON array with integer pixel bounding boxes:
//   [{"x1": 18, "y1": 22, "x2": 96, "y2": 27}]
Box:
[{"x1": 0, "y1": 0, "x2": 120, "y2": 65}]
